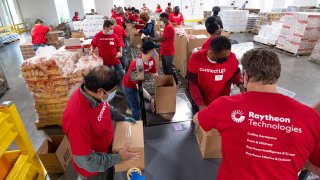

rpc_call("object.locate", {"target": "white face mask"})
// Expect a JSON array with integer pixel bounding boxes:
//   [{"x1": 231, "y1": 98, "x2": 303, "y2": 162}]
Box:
[
  {"x1": 107, "y1": 29, "x2": 113, "y2": 35},
  {"x1": 160, "y1": 21, "x2": 164, "y2": 26},
  {"x1": 207, "y1": 56, "x2": 217, "y2": 64},
  {"x1": 100, "y1": 89, "x2": 116, "y2": 103}
]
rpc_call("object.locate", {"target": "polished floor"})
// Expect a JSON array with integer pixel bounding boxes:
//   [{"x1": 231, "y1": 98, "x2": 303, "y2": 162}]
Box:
[{"x1": 0, "y1": 33, "x2": 319, "y2": 180}]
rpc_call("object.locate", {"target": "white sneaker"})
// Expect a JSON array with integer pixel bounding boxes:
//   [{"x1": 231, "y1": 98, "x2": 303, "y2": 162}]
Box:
[{"x1": 126, "y1": 108, "x2": 132, "y2": 115}]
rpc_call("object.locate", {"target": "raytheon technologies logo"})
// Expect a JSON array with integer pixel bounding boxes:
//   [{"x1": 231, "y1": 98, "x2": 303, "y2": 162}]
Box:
[{"x1": 231, "y1": 110, "x2": 245, "y2": 123}]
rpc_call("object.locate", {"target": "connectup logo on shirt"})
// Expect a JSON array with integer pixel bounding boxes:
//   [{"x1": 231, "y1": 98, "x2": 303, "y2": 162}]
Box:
[{"x1": 231, "y1": 110, "x2": 245, "y2": 123}]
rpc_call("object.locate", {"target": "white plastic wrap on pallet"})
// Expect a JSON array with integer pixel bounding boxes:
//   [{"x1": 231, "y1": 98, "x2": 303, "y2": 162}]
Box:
[{"x1": 220, "y1": 10, "x2": 249, "y2": 32}]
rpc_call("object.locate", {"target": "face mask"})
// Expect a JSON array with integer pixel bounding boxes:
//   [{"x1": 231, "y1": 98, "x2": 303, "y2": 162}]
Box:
[
  {"x1": 174, "y1": 10, "x2": 179, "y2": 14},
  {"x1": 207, "y1": 56, "x2": 217, "y2": 64},
  {"x1": 100, "y1": 89, "x2": 116, "y2": 102},
  {"x1": 215, "y1": 57, "x2": 228, "y2": 64},
  {"x1": 160, "y1": 21, "x2": 164, "y2": 26},
  {"x1": 107, "y1": 29, "x2": 113, "y2": 35}
]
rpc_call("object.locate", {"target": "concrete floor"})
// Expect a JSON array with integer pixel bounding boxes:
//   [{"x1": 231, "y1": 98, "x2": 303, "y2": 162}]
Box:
[{"x1": 0, "y1": 33, "x2": 319, "y2": 180}]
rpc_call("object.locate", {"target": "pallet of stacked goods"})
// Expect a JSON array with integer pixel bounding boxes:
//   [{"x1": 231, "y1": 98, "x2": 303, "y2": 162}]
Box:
[
  {"x1": 21, "y1": 50, "x2": 103, "y2": 128},
  {"x1": 254, "y1": 12, "x2": 284, "y2": 34},
  {"x1": 246, "y1": 14, "x2": 259, "y2": 33},
  {"x1": 276, "y1": 12, "x2": 320, "y2": 56},
  {"x1": 220, "y1": 10, "x2": 249, "y2": 33},
  {"x1": 310, "y1": 39, "x2": 320, "y2": 63},
  {"x1": 253, "y1": 20, "x2": 283, "y2": 46},
  {"x1": 19, "y1": 42, "x2": 36, "y2": 60}
]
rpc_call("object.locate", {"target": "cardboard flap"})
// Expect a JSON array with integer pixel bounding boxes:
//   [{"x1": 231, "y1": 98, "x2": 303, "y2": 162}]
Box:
[
  {"x1": 112, "y1": 121, "x2": 144, "y2": 152},
  {"x1": 155, "y1": 75, "x2": 176, "y2": 87}
]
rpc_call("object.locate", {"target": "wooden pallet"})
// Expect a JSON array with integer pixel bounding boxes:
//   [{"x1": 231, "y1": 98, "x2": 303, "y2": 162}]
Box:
[
  {"x1": 273, "y1": 47, "x2": 311, "y2": 57},
  {"x1": 227, "y1": 31, "x2": 247, "y2": 34},
  {"x1": 35, "y1": 120, "x2": 62, "y2": 129},
  {"x1": 253, "y1": 41, "x2": 276, "y2": 47}
]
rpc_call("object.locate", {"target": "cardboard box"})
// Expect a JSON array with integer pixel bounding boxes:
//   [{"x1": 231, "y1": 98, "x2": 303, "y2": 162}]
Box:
[
  {"x1": 71, "y1": 30, "x2": 86, "y2": 38},
  {"x1": 112, "y1": 121, "x2": 144, "y2": 172},
  {"x1": 188, "y1": 35, "x2": 208, "y2": 59},
  {"x1": 173, "y1": 35, "x2": 188, "y2": 77},
  {"x1": 19, "y1": 42, "x2": 34, "y2": 50},
  {"x1": 154, "y1": 51, "x2": 160, "y2": 73},
  {"x1": 194, "y1": 124, "x2": 221, "y2": 158},
  {"x1": 64, "y1": 39, "x2": 83, "y2": 54},
  {"x1": 133, "y1": 33, "x2": 142, "y2": 48},
  {"x1": 48, "y1": 31, "x2": 59, "y2": 43},
  {"x1": 155, "y1": 75, "x2": 177, "y2": 114},
  {"x1": 37, "y1": 135, "x2": 72, "y2": 173}
]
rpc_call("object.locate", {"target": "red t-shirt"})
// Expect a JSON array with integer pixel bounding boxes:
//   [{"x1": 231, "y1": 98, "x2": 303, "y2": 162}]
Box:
[
  {"x1": 113, "y1": 25, "x2": 127, "y2": 47},
  {"x1": 31, "y1": 24, "x2": 49, "y2": 44},
  {"x1": 134, "y1": 19, "x2": 145, "y2": 30},
  {"x1": 122, "y1": 56, "x2": 157, "y2": 89},
  {"x1": 129, "y1": 14, "x2": 138, "y2": 22},
  {"x1": 155, "y1": 8, "x2": 163, "y2": 13},
  {"x1": 160, "y1": 23, "x2": 175, "y2": 56},
  {"x1": 198, "y1": 92, "x2": 320, "y2": 180},
  {"x1": 202, "y1": 35, "x2": 216, "y2": 50},
  {"x1": 62, "y1": 88, "x2": 114, "y2": 177},
  {"x1": 169, "y1": 12, "x2": 184, "y2": 25},
  {"x1": 112, "y1": 13, "x2": 125, "y2": 26},
  {"x1": 72, "y1": 15, "x2": 80, "y2": 21},
  {"x1": 91, "y1": 31, "x2": 121, "y2": 66},
  {"x1": 188, "y1": 49, "x2": 240, "y2": 105}
]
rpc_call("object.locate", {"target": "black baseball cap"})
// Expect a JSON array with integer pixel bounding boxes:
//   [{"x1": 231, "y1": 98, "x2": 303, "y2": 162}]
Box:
[{"x1": 142, "y1": 40, "x2": 159, "y2": 52}]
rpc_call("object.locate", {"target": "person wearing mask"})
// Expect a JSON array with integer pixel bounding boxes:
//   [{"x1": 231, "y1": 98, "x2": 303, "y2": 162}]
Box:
[
  {"x1": 112, "y1": 7, "x2": 125, "y2": 27},
  {"x1": 72, "y1": 11, "x2": 80, "y2": 21},
  {"x1": 169, "y1": 6, "x2": 184, "y2": 26},
  {"x1": 193, "y1": 49, "x2": 320, "y2": 179},
  {"x1": 133, "y1": 10, "x2": 146, "y2": 30},
  {"x1": 110, "y1": 18, "x2": 127, "y2": 70},
  {"x1": 188, "y1": 36, "x2": 244, "y2": 111},
  {"x1": 139, "y1": 12, "x2": 155, "y2": 38},
  {"x1": 230, "y1": 1, "x2": 235, "y2": 5},
  {"x1": 31, "y1": 19, "x2": 50, "y2": 51},
  {"x1": 202, "y1": 16, "x2": 220, "y2": 50},
  {"x1": 90, "y1": 20, "x2": 125, "y2": 77},
  {"x1": 63, "y1": 66, "x2": 139, "y2": 179},
  {"x1": 122, "y1": 41, "x2": 158, "y2": 119},
  {"x1": 155, "y1": 4, "x2": 163, "y2": 13},
  {"x1": 146, "y1": 13, "x2": 181, "y2": 86},
  {"x1": 242, "y1": 1, "x2": 248, "y2": 10},
  {"x1": 165, "y1": 3, "x2": 173, "y2": 14},
  {"x1": 212, "y1": 6, "x2": 223, "y2": 30}
]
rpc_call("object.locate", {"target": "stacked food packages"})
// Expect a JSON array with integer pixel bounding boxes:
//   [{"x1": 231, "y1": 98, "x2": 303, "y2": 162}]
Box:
[
  {"x1": 310, "y1": 40, "x2": 320, "y2": 63},
  {"x1": 253, "y1": 21, "x2": 283, "y2": 45},
  {"x1": 276, "y1": 12, "x2": 320, "y2": 55},
  {"x1": 21, "y1": 51, "x2": 103, "y2": 125},
  {"x1": 220, "y1": 10, "x2": 249, "y2": 32},
  {"x1": 254, "y1": 12, "x2": 284, "y2": 34}
]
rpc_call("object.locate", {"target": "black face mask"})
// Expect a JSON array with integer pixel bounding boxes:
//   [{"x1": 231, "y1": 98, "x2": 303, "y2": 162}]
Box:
[
  {"x1": 215, "y1": 57, "x2": 228, "y2": 63},
  {"x1": 174, "y1": 10, "x2": 179, "y2": 14}
]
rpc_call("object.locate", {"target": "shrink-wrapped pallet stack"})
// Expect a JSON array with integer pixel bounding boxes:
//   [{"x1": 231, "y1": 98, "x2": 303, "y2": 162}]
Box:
[{"x1": 220, "y1": 10, "x2": 249, "y2": 32}]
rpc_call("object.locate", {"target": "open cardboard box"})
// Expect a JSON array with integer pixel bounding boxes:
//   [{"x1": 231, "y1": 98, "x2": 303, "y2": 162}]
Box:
[
  {"x1": 112, "y1": 121, "x2": 144, "y2": 172},
  {"x1": 37, "y1": 135, "x2": 72, "y2": 174},
  {"x1": 155, "y1": 75, "x2": 177, "y2": 114},
  {"x1": 194, "y1": 124, "x2": 222, "y2": 159}
]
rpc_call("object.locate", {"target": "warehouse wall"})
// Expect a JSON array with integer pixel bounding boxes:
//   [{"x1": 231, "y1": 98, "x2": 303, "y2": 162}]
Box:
[
  {"x1": 290, "y1": 0, "x2": 318, "y2": 6},
  {"x1": 67, "y1": 0, "x2": 85, "y2": 20},
  {"x1": 17, "y1": 0, "x2": 59, "y2": 25},
  {"x1": 124, "y1": 0, "x2": 172, "y2": 12},
  {"x1": 94, "y1": 0, "x2": 114, "y2": 16}
]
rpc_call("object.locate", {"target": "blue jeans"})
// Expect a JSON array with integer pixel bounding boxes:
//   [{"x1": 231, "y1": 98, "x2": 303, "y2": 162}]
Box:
[
  {"x1": 113, "y1": 64, "x2": 125, "y2": 78},
  {"x1": 122, "y1": 85, "x2": 140, "y2": 120},
  {"x1": 120, "y1": 49, "x2": 127, "y2": 70}
]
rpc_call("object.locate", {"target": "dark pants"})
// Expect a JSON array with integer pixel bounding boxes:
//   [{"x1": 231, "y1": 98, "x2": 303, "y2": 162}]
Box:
[
  {"x1": 161, "y1": 55, "x2": 180, "y2": 84},
  {"x1": 123, "y1": 85, "x2": 140, "y2": 120},
  {"x1": 79, "y1": 167, "x2": 114, "y2": 180}
]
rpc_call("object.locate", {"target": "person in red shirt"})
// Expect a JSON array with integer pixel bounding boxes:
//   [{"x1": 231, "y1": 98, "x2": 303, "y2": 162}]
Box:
[
  {"x1": 90, "y1": 20, "x2": 125, "y2": 77},
  {"x1": 133, "y1": 10, "x2": 146, "y2": 30},
  {"x1": 155, "y1": 4, "x2": 163, "y2": 13},
  {"x1": 63, "y1": 66, "x2": 139, "y2": 179},
  {"x1": 202, "y1": 16, "x2": 220, "y2": 50},
  {"x1": 122, "y1": 41, "x2": 158, "y2": 119},
  {"x1": 165, "y1": 3, "x2": 173, "y2": 15},
  {"x1": 193, "y1": 49, "x2": 320, "y2": 180},
  {"x1": 169, "y1": 6, "x2": 184, "y2": 26},
  {"x1": 146, "y1": 12, "x2": 181, "y2": 86},
  {"x1": 128, "y1": 7, "x2": 137, "y2": 22},
  {"x1": 111, "y1": 7, "x2": 125, "y2": 27},
  {"x1": 110, "y1": 18, "x2": 128, "y2": 70},
  {"x1": 189, "y1": 36, "x2": 244, "y2": 111},
  {"x1": 31, "y1": 19, "x2": 50, "y2": 51},
  {"x1": 72, "y1": 11, "x2": 80, "y2": 21},
  {"x1": 141, "y1": 3, "x2": 149, "y2": 12}
]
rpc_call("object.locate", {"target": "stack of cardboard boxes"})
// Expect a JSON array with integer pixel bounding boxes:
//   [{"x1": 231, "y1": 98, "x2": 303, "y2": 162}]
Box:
[
  {"x1": 254, "y1": 12, "x2": 284, "y2": 34},
  {"x1": 19, "y1": 43, "x2": 35, "y2": 60},
  {"x1": 48, "y1": 31, "x2": 64, "y2": 49}
]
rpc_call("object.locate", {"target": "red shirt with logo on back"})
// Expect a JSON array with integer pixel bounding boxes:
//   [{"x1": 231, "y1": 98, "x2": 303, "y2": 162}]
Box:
[
  {"x1": 31, "y1": 24, "x2": 50, "y2": 44},
  {"x1": 169, "y1": 12, "x2": 184, "y2": 25},
  {"x1": 122, "y1": 56, "x2": 157, "y2": 89},
  {"x1": 188, "y1": 49, "x2": 240, "y2": 105},
  {"x1": 160, "y1": 23, "x2": 175, "y2": 56},
  {"x1": 198, "y1": 92, "x2": 320, "y2": 180},
  {"x1": 91, "y1": 31, "x2": 121, "y2": 66},
  {"x1": 113, "y1": 25, "x2": 127, "y2": 47},
  {"x1": 62, "y1": 88, "x2": 114, "y2": 177}
]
